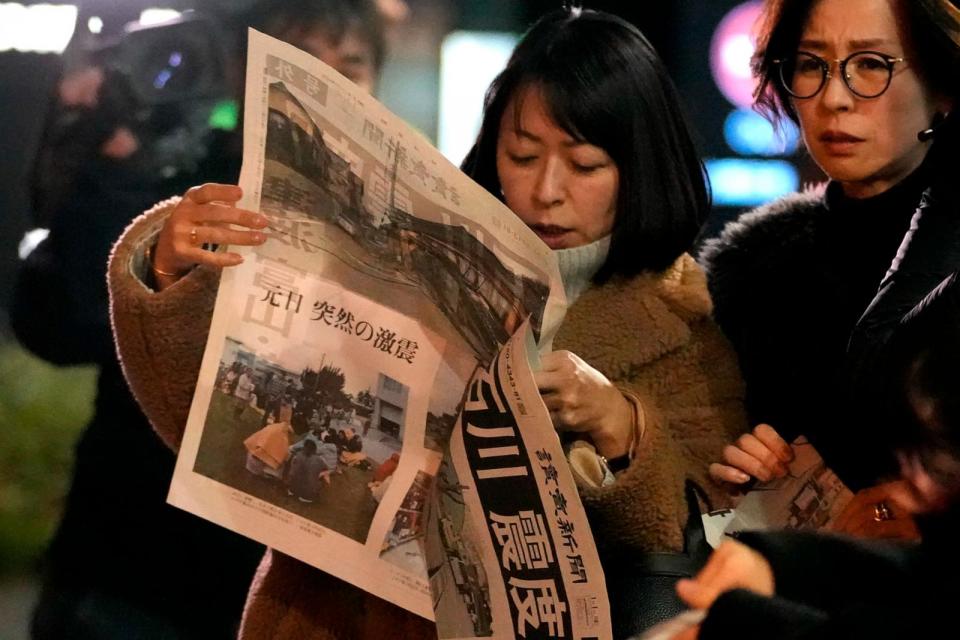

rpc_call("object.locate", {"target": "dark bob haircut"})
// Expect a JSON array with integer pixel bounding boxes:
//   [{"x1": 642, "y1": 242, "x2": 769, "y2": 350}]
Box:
[
  {"x1": 234, "y1": 0, "x2": 386, "y2": 72},
  {"x1": 752, "y1": 0, "x2": 960, "y2": 128},
  {"x1": 883, "y1": 273, "x2": 960, "y2": 488},
  {"x1": 461, "y1": 8, "x2": 710, "y2": 280}
]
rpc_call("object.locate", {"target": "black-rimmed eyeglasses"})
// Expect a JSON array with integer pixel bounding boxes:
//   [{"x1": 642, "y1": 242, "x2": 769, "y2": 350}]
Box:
[{"x1": 774, "y1": 51, "x2": 907, "y2": 99}]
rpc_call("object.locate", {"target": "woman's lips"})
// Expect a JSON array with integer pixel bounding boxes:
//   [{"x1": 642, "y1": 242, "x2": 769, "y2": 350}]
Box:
[
  {"x1": 530, "y1": 224, "x2": 572, "y2": 249},
  {"x1": 819, "y1": 130, "x2": 865, "y2": 155}
]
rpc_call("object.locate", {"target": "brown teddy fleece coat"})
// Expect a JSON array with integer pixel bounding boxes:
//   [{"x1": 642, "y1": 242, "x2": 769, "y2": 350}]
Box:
[{"x1": 108, "y1": 200, "x2": 746, "y2": 639}]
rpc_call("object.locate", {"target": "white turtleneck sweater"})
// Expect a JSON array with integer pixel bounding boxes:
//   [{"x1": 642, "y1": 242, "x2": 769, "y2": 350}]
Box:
[{"x1": 554, "y1": 235, "x2": 611, "y2": 305}]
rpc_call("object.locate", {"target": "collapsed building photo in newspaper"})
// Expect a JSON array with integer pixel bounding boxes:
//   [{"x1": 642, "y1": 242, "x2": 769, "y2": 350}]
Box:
[{"x1": 166, "y1": 30, "x2": 612, "y2": 639}]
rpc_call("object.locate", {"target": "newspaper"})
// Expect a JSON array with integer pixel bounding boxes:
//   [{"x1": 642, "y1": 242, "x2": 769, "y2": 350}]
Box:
[
  {"x1": 168, "y1": 29, "x2": 611, "y2": 637},
  {"x1": 427, "y1": 324, "x2": 611, "y2": 639},
  {"x1": 702, "y1": 437, "x2": 854, "y2": 547}
]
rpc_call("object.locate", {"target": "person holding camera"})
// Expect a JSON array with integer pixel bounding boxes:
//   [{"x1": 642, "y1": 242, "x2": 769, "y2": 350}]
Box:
[{"x1": 13, "y1": 2, "x2": 386, "y2": 638}]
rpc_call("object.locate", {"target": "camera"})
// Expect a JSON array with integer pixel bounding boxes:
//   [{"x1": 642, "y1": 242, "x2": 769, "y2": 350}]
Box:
[
  {"x1": 99, "y1": 11, "x2": 231, "y2": 109},
  {"x1": 29, "y1": 11, "x2": 239, "y2": 226}
]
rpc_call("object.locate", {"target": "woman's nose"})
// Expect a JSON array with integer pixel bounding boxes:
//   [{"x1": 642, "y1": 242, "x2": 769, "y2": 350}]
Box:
[
  {"x1": 820, "y1": 66, "x2": 856, "y2": 111},
  {"x1": 533, "y1": 158, "x2": 565, "y2": 206}
]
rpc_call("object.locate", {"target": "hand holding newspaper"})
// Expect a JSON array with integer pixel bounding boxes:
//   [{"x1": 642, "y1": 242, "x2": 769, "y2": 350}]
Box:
[
  {"x1": 701, "y1": 437, "x2": 854, "y2": 548},
  {"x1": 648, "y1": 438, "x2": 854, "y2": 640},
  {"x1": 167, "y1": 30, "x2": 611, "y2": 639}
]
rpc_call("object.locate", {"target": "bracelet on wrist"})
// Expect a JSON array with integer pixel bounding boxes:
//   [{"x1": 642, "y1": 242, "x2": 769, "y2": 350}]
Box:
[
  {"x1": 601, "y1": 390, "x2": 645, "y2": 474},
  {"x1": 145, "y1": 242, "x2": 188, "y2": 279}
]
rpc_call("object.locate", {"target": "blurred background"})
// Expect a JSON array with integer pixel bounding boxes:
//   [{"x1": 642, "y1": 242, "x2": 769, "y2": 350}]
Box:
[{"x1": 0, "y1": 0, "x2": 822, "y2": 636}]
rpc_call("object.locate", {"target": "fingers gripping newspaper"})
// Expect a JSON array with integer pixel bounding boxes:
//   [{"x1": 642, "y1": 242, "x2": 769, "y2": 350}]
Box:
[{"x1": 169, "y1": 30, "x2": 612, "y2": 639}]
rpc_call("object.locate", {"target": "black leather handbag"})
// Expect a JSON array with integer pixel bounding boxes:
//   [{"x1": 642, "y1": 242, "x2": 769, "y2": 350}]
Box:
[{"x1": 604, "y1": 480, "x2": 714, "y2": 639}]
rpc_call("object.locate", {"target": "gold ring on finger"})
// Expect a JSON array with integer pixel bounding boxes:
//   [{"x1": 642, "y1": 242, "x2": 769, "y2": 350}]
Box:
[
  {"x1": 189, "y1": 226, "x2": 200, "y2": 246},
  {"x1": 873, "y1": 501, "x2": 894, "y2": 522}
]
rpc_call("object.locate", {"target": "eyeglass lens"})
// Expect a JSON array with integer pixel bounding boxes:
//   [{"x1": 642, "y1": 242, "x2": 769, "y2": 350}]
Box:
[{"x1": 782, "y1": 52, "x2": 893, "y2": 98}]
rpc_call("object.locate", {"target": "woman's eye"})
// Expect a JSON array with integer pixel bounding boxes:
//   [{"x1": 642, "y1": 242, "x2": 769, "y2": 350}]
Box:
[
  {"x1": 855, "y1": 56, "x2": 887, "y2": 71},
  {"x1": 795, "y1": 58, "x2": 822, "y2": 74},
  {"x1": 508, "y1": 153, "x2": 537, "y2": 165},
  {"x1": 572, "y1": 161, "x2": 602, "y2": 173}
]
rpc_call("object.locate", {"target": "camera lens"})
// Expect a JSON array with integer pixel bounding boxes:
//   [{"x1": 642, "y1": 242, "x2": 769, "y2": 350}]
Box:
[
  {"x1": 144, "y1": 43, "x2": 202, "y2": 94},
  {"x1": 120, "y1": 16, "x2": 227, "y2": 106}
]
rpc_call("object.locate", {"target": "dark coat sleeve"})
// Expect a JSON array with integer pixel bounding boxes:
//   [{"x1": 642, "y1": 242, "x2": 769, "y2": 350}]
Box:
[
  {"x1": 735, "y1": 531, "x2": 916, "y2": 609},
  {"x1": 699, "y1": 530, "x2": 920, "y2": 640},
  {"x1": 11, "y1": 233, "x2": 114, "y2": 365},
  {"x1": 11, "y1": 195, "x2": 133, "y2": 365},
  {"x1": 847, "y1": 188, "x2": 960, "y2": 397}
]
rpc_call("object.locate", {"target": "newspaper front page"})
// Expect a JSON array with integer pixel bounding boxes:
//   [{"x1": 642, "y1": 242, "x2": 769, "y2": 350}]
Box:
[
  {"x1": 168, "y1": 30, "x2": 611, "y2": 637},
  {"x1": 427, "y1": 323, "x2": 610, "y2": 639}
]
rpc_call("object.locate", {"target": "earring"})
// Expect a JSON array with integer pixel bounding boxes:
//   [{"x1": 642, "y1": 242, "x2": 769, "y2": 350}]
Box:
[{"x1": 918, "y1": 112, "x2": 948, "y2": 142}]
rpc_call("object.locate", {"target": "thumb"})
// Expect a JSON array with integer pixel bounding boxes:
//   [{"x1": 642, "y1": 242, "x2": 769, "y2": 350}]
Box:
[{"x1": 676, "y1": 578, "x2": 713, "y2": 610}]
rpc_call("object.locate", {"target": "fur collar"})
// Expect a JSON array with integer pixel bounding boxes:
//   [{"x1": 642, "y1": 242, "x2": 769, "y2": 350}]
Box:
[
  {"x1": 699, "y1": 186, "x2": 828, "y2": 278},
  {"x1": 697, "y1": 186, "x2": 830, "y2": 313},
  {"x1": 554, "y1": 254, "x2": 712, "y2": 380}
]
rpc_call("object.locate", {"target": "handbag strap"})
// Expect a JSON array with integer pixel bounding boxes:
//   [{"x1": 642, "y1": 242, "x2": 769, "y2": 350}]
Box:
[
  {"x1": 682, "y1": 479, "x2": 713, "y2": 566},
  {"x1": 619, "y1": 479, "x2": 714, "y2": 577}
]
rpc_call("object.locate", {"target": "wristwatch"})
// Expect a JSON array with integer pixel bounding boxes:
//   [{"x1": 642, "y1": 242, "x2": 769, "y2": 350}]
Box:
[{"x1": 600, "y1": 452, "x2": 631, "y2": 474}]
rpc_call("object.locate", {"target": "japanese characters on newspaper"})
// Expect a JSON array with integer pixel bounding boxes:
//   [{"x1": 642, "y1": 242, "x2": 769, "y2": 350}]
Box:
[{"x1": 167, "y1": 30, "x2": 612, "y2": 639}]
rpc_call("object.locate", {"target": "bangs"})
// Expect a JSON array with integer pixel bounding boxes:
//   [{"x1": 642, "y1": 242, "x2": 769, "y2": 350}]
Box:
[
  {"x1": 506, "y1": 81, "x2": 591, "y2": 144},
  {"x1": 507, "y1": 32, "x2": 616, "y2": 150},
  {"x1": 542, "y1": 79, "x2": 595, "y2": 144}
]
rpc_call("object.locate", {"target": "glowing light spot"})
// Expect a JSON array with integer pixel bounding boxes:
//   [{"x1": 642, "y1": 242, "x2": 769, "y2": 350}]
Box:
[
  {"x1": 706, "y1": 158, "x2": 800, "y2": 207},
  {"x1": 438, "y1": 31, "x2": 519, "y2": 164},
  {"x1": 139, "y1": 8, "x2": 181, "y2": 26},
  {"x1": 721, "y1": 35, "x2": 754, "y2": 80},
  {"x1": 209, "y1": 100, "x2": 239, "y2": 131},
  {"x1": 0, "y1": 4, "x2": 78, "y2": 54},
  {"x1": 153, "y1": 68, "x2": 172, "y2": 89},
  {"x1": 724, "y1": 108, "x2": 801, "y2": 156},
  {"x1": 710, "y1": 1, "x2": 763, "y2": 109}
]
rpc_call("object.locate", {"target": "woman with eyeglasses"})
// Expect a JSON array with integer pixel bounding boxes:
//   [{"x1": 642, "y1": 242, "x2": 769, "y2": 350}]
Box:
[{"x1": 700, "y1": 0, "x2": 960, "y2": 539}]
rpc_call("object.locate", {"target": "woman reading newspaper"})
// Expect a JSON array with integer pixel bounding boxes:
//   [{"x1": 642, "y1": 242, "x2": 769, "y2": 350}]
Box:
[{"x1": 108, "y1": 7, "x2": 746, "y2": 638}]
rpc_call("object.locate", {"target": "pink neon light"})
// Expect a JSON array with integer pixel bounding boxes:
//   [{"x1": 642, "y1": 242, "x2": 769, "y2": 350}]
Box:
[{"x1": 710, "y1": 1, "x2": 763, "y2": 109}]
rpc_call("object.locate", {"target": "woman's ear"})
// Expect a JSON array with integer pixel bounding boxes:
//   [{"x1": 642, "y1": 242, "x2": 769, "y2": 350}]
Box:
[{"x1": 898, "y1": 451, "x2": 953, "y2": 514}]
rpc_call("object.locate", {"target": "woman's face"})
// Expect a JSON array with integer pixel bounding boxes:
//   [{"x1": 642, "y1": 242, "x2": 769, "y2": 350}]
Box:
[
  {"x1": 288, "y1": 26, "x2": 377, "y2": 92},
  {"x1": 793, "y1": 0, "x2": 948, "y2": 198},
  {"x1": 496, "y1": 85, "x2": 619, "y2": 250}
]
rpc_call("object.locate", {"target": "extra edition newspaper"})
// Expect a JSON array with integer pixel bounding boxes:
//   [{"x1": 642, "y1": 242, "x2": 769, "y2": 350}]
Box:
[{"x1": 168, "y1": 30, "x2": 612, "y2": 639}]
